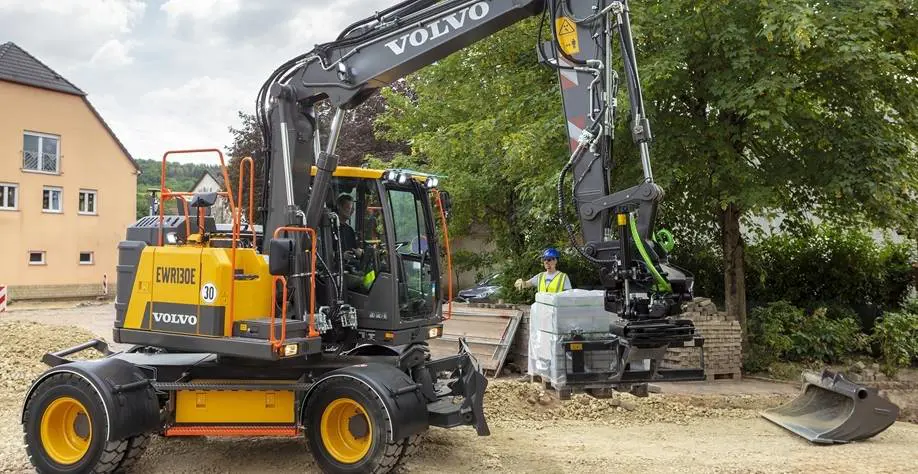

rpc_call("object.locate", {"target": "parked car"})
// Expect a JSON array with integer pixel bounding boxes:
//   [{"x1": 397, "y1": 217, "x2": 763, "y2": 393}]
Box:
[{"x1": 456, "y1": 272, "x2": 502, "y2": 303}]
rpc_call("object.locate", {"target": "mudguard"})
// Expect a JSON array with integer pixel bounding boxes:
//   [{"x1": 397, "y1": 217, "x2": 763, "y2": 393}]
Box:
[
  {"x1": 22, "y1": 357, "x2": 161, "y2": 441},
  {"x1": 303, "y1": 362, "x2": 429, "y2": 442},
  {"x1": 761, "y1": 369, "x2": 900, "y2": 444}
]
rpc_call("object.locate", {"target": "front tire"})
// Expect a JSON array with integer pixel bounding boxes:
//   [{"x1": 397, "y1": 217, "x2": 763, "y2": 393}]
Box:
[
  {"x1": 305, "y1": 378, "x2": 404, "y2": 474},
  {"x1": 23, "y1": 373, "x2": 128, "y2": 473}
]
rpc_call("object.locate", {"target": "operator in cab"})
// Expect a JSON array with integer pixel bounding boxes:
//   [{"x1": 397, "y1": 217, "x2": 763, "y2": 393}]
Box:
[
  {"x1": 514, "y1": 248, "x2": 572, "y2": 293},
  {"x1": 336, "y1": 193, "x2": 363, "y2": 259}
]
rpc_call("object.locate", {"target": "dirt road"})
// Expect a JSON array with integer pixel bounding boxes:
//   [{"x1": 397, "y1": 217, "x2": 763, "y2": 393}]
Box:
[{"x1": 2, "y1": 303, "x2": 917, "y2": 473}]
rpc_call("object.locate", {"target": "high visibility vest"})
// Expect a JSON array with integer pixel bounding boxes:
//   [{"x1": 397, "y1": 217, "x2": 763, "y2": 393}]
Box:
[{"x1": 538, "y1": 272, "x2": 567, "y2": 293}]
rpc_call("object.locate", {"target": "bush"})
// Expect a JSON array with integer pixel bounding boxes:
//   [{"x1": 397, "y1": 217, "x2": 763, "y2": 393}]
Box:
[
  {"x1": 744, "y1": 301, "x2": 868, "y2": 373},
  {"x1": 668, "y1": 243, "x2": 723, "y2": 305},
  {"x1": 871, "y1": 311, "x2": 918, "y2": 377},
  {"x1": 745, "y1": 224, "x2": 916, "y2": 322}
]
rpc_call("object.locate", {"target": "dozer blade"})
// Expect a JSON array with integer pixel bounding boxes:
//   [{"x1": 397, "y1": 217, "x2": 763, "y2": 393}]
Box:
[{"x1": 761, "y1": 369, "x2": 899, "y2": 444}]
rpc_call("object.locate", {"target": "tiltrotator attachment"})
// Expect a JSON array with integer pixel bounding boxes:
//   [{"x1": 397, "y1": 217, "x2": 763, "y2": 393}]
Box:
[{"x1": 761, "y1": 369, "x2": 899, "y2": 444}]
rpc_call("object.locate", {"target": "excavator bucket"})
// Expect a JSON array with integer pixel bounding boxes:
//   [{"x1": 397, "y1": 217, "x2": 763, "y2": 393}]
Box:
[{"x1": 761, "y1": 369, "x2": 899, "y2": 444}]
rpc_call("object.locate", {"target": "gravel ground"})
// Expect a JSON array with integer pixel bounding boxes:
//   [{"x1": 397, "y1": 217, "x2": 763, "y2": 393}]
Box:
[{"x1": 2, "y1": 305, "x2": 918, "y2": 473}]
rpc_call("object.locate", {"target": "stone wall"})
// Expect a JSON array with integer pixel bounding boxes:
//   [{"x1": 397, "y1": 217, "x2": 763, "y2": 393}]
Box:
[{"x1": 8, "y1": 283, "x2": 110, "y2": 301}]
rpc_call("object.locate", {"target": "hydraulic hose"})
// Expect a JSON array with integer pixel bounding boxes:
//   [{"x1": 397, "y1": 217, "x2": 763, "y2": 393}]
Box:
[{"x1": 629, "y1": 212, "x2": 671, "y2": 293}]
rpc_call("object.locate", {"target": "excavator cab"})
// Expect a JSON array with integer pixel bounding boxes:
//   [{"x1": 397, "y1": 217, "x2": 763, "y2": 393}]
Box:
[{"x1": 318, "y1": 168, "x2": 448, "y2": 345}]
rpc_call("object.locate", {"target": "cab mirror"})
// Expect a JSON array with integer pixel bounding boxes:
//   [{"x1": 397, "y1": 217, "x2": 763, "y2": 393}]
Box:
[
  {"x1": 269, "y1": 238, "x2": 294, "y2": 275},
  {"x1": 438, "y1": 191, "x2": 453, "y2": 220}
]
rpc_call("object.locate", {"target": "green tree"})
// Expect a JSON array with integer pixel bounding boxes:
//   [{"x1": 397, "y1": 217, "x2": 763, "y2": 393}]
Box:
[
  {"x1": 377, "y1": 18, "x2": 570, "y2": 290},
  {"x1": 225, "y1": 111, "x2": 264, "y2": 220},
  {"x1": 635, "y1": 0, "x2": 917, "y2": 342},
  {"x1": 379, "y1": 2, "x2": 918, "y2": 335},
  {"x1": 224, "y1": 85, "x2": 411, "y2": 222},
  {"x1": 134, "y1": 158, "x2": 220, "y2": 218}
]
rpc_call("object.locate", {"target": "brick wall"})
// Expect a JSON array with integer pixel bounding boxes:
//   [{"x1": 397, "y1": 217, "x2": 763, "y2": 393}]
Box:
[{"x1": 8, "y1": 283, "x2": 110, "y2": 301}]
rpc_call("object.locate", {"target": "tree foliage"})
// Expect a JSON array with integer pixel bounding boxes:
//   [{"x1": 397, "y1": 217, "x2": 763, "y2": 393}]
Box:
[
  {"x1": 377, "y1": 18, "x2": 572, "y2": 288},
  {"x1": 224, "y1": 84, "x2": 411, "y2": 218},
  {"x1": 379, "y1": 2, "x2": 918, "y2": 315},
  {"x1": 134, "y1": 158, "x2": 220, "y2": 218}
]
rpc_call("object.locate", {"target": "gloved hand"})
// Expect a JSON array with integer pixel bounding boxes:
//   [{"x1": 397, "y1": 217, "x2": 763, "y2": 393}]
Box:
[{"x1": 514, "y1": 278, "x2": 525, "y2": 290}]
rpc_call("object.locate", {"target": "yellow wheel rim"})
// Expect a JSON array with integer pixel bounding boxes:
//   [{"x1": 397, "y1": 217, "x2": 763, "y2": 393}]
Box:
[
  {"x1": 39, "y1": 397, "x2": 92, "y2": 465},
  {"x1": 320, "y1": 398, "x2": 373, "y2": 464}
]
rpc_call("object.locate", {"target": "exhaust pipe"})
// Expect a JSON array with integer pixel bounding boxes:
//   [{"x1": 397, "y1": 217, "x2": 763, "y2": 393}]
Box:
[{"x1": 761, "y1": 369, "x2": 899, "y2": 444}]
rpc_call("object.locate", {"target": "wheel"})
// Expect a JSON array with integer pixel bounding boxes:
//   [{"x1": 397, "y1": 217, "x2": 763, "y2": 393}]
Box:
[
  {"x1": 114, "y1": 432, "x2": 151, "y2": 472},
  {"x1": 305, "y1": 378, "x2": 405, "y2": 474},
  {"x1": 22, "y1": 373, "x2": 128, "y2": 473}
]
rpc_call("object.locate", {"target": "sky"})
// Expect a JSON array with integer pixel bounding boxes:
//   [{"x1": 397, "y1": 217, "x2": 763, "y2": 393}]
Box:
[{"x1": 1, "y1": 0, "x2": 393, "y2": 163}]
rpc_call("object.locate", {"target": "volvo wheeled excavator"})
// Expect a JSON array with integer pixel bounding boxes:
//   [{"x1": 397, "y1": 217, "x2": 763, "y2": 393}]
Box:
[{"x1": 20, "y1": 1, "x2": 898, "y2": 473}]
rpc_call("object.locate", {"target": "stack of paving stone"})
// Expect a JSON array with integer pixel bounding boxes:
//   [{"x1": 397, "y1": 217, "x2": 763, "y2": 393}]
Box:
[{"x1": 663, "y1": 297, "x2": 742, "y2": 381}]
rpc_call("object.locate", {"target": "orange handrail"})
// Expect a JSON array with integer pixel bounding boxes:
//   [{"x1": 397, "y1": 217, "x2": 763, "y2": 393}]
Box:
[
  {"x1": 432, "y1": 189, "x2": 453, "y2": 320},
  {"x1": 270, "y1": 276, "x2": 289, "y2": 347},
  {"x1": 158, "y1": 148, "x2": 239, "y2": 328},
  {"x1": 272, "y1": 226, "x2": 320, "y2": 346},
  {"x1": 236, "y1": 157, "x2": 257, "y2": 246}
]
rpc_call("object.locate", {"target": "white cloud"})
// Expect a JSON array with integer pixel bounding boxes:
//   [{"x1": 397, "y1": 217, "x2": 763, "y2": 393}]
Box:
[
  {"x1": 159, "y1": 0, "x2": 243, "y2": 46},
  {"x1": 286, "y1": 0, "x2": 367, "y2": 45},
  {"x1": 1, "y1": 0, "x2": 145, "y2": 33},
  {"x1": 160, "y1": 0, "x2": 242, "y2": 22},
  {"x1": 0, "y1": 0, "x2": 146, "y2": 62},
  {"x1": 90, "y1": 39, "x2": 136, "y2": 68},
  {"x1": 0, "y1": 0, "x2": 425, "y2": 162}
]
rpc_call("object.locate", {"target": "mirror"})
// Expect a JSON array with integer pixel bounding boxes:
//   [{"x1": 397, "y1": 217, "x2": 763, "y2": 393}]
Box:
[
  {"x1": 268, "y1": 238, "x2": 294, "y2": 275},
  {"x1": 439, "y1": 191, "x2": 453, "y2": 220}
]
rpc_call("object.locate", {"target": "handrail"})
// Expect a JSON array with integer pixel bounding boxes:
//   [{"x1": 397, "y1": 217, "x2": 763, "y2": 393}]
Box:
[
  {"x1": 236, "y1": 157, "x2": 257, "y2": 246},
  {"x1": 158, "y1": 148, "x2": 239, "y2": 329},
  {"x1": 272, "y1": 226, "x2": 320, "y2": 346},
  {"x1": 269, "y1": 276, "x2": 289, "y2": 347},
  {"x1": 432, "y1": 189, "x2": 453, "y2": 320}
]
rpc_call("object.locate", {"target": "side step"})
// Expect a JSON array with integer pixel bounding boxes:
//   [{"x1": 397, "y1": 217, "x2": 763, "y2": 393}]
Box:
[
  {"x1": 761, "y1": 369, "x2": 899, "y2": 444},
  {"x1": 114, "y1": 327, "x2": 322, "y2": 360},
  {"x1": 165, "y1": 425, "x2": 299, "y2": 437}
]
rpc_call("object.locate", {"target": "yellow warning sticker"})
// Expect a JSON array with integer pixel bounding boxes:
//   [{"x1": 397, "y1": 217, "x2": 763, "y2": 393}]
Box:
[
  {"x1": 555, "y1": 16, "x2": 580, "y2": 56},
  {"x1": 570, "y1": 343, "x2": 583, "y2": 351}
]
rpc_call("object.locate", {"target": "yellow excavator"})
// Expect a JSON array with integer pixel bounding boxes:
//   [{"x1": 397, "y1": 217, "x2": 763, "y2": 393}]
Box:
[{"x1": 20, "y1": 1, "x2": 898, "y2": 473}]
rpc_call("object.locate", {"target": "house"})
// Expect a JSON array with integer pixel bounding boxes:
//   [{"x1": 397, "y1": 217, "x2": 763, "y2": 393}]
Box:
[
  {"x1": 188, "y1": 170, "x2": 231, "y2": 224},
  {"x1": 0, "y1": 42, "x2": 139, "y2": 300}
]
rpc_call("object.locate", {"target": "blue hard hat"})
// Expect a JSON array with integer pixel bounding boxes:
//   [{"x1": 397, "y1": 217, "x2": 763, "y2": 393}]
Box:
[{"x1": 542, "y1": 247, "x2": 560, "y2": 260}]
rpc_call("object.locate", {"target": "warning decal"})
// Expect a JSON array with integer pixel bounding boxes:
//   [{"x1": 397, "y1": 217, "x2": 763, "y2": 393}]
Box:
[
  {"x1": 201, "y1": 283, "x2": 217, "y2": 304},
  {"x1": 555, "y1": 16, "x2": 579, "y2": 56}
]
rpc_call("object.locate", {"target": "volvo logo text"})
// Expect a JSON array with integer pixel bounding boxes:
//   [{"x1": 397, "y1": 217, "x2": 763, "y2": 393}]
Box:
[
  {"x1": 153, "y1": 312, "x2": 198, "y2": 325},
  {"x1": 385, "y1": 1, "x2": 490, "y2": 55}
]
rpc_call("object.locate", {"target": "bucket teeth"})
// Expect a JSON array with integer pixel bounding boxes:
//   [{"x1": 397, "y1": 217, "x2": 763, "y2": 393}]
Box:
[{"x1": 761, "y1": 369, "x2": 899, "y2": 444}]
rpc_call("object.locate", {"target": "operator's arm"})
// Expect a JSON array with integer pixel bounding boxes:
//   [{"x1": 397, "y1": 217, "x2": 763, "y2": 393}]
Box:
[{"x1": 514, "y1": 275, "x2": 539, "y2": 290}]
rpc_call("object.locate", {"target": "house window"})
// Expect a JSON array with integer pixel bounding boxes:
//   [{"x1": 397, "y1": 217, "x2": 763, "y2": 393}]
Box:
[
  {"x1": 0, "y1": 183, "x2": 17, "y2": 210},
  {"x1": 23, "y1": 132, "x2": 60, "y2": 173},
  {"x1": 43, "y1": 186, "x2": 62, "y2": 213},
  {"x1": 79, "y1": 252, "x2": 94, "y2": 265},
  {"x1": 29, "y1": 251, "x2": 46, "y2": 265},
  {"x1": 79, "y1": 189, "x2": 97, "y2": 214}
]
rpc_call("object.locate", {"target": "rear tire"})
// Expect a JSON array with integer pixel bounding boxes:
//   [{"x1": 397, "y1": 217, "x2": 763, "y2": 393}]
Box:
[
  {"x1": 396, "y1": 432, "x2": 424, "y2": 466},
  {"x1": 114, "y1": 432, "x2": 151, "y2": 472},
  {"x1": 305, "y1": 378, "x2": 404, "y2": 474},
  {"x1": 23, "y1": 373, "x2": 128, "y2": 473}
]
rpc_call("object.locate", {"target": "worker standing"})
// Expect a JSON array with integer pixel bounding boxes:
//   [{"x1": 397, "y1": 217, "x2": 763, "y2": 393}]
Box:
[{"x1": 515, "y1": 248, "x2": 572, "y2": 293}]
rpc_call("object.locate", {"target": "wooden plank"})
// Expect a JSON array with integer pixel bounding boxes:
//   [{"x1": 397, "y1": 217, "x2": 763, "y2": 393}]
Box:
[{"x1": 433, "y1": 304, "x2": 523, "y2": 375}]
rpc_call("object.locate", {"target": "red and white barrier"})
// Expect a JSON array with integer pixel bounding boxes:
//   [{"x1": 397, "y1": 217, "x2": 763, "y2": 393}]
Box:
[{"x1": 0, "y1": 284, "x2": 7, "y2": 312}]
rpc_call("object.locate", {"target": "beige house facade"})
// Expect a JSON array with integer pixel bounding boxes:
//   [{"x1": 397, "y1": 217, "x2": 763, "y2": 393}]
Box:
[{"x1": 0, "y1": 42, "x2": 139, "y2": 300}]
